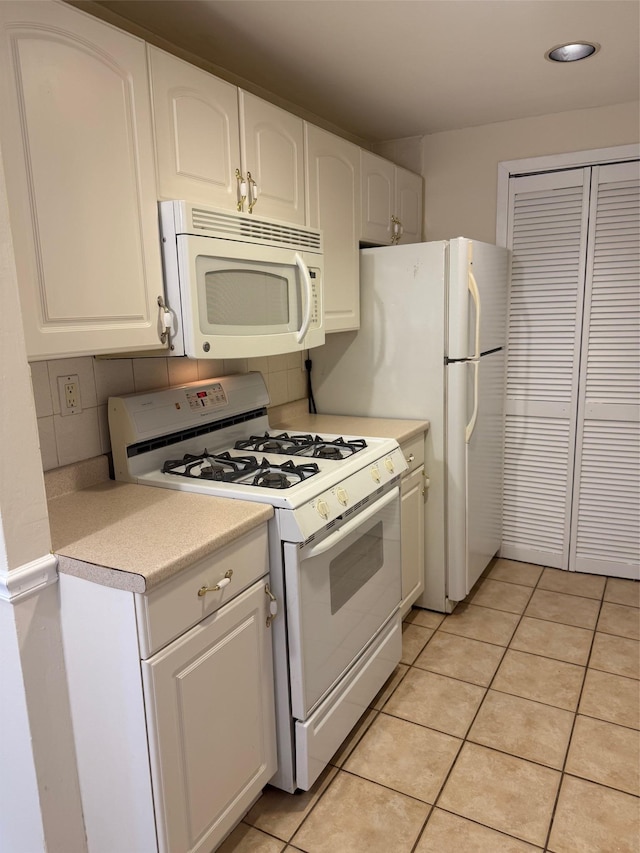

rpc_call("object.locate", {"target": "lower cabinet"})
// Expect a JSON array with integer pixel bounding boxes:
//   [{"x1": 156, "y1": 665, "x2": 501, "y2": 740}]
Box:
[
  {"x1": 399, "y1": 434, "x2": 427, "y2": 617},
  {"x1": 60, "y1": 525, "x2": 276, "y2": 853}
]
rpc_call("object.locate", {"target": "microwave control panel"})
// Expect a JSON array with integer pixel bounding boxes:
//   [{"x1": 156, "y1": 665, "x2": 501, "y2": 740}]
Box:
[{"x1": 310, "y1": 270, "x2": 320, "y2": 328}]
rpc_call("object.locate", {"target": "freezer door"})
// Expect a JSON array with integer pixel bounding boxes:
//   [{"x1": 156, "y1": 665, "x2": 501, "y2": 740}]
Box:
[
  {"x1": 447, "y1": 238, "x2": 510, "y2": 360},
  {"x1": 446, "y1": 351, "x2": 504, "y2": 601}
]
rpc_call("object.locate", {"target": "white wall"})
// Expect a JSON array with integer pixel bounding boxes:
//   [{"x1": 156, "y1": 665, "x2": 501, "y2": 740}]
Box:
[{"x1": 421, "y1": 101, "x2": 640, "y2": 243}]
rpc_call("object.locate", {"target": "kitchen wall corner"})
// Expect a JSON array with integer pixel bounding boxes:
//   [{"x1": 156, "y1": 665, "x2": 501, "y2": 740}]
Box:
[{"x1": 30, "y1": 352, "x2": 310, "y2": 472}]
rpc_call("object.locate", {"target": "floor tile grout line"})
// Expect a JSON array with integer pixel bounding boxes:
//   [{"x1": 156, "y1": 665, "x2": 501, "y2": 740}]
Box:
[
  {"x1": 541, "y1": 590, "x2": 606, "y2": 852},
  {"x1": 561, "y1": 768, "x2": 640, "y2": 800}
]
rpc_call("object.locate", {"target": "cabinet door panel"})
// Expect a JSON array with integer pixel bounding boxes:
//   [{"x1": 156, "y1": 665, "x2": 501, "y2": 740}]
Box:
[
  {"x1": 0, "y1": 2, "x2": 164, "y2": 358},
  {"x1": 306, "y1": 124, "x2": 360, "y2": 331},
  {"x1": 149, "y1": 46, "x2": 241, "y2": 208},
  {"x1": 396, "y1": 166, "x2": 423, "y2": 244},
  {"x1": 240, "y1": 90, "x2": 305, "y2": 224},
  {"x1": 360, "y1": 150, "x2": 394, "y2": 244},
  {"x1": 400, "y1": 465, "x2": 425, "y2": 617},
  {"x1": 143, "y1": 579, "x2": 276, "y2": 853}
]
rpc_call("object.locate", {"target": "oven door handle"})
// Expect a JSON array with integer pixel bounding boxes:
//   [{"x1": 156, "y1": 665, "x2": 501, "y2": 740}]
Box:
[
  {"x1": 304, "y1": 486, "x2": 399, "y2": 559},
  {"x1": 295, "y1": 252, "x2": 313, "y2": 343}
]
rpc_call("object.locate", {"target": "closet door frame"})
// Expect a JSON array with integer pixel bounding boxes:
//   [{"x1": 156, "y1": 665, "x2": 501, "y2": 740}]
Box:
[{"x1": 496, "y1": 144, "x2": 640, "y2": 248}]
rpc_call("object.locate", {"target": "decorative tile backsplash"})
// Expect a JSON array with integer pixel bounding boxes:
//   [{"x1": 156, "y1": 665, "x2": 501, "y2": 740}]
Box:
[{"x1": 31, "y1": 353, "x2": 308, "y2": 471}]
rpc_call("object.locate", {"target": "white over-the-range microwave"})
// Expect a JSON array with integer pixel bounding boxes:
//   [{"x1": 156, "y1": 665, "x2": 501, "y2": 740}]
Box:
[{"x1": 157, "y1": 201, "x2": 324, "y2": 359}]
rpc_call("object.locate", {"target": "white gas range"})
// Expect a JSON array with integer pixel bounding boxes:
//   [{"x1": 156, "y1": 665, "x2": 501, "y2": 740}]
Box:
[{"x1": 109, "y1": 372, "x2": 406, "y2": 792}]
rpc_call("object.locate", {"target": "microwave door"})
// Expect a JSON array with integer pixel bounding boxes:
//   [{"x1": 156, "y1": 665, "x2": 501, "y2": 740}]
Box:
[{"x1": 176, "y1": 236, "x2": 323, "y2": 358}]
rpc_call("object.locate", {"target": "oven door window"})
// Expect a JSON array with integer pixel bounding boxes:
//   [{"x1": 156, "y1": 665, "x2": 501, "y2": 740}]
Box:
[
  {"x1": 283, "y1": 488, "x2": 401, "y2": 721},
  {"x1": 196, "y1": 255, "x2": 301, "y2": 335},
  {"x1": 329, "y1": 521, "x2": 384, "y2": 615}
]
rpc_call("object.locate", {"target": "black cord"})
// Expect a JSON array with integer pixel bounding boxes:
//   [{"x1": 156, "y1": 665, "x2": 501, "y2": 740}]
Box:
[{"x1": 305, "y1": 358, "x2": 317, "y2": 414}]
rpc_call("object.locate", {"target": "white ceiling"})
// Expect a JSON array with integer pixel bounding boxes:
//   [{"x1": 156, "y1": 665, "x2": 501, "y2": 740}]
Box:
[{"x1": 90, "y1": 0, "x2": 639, "y2": 143}]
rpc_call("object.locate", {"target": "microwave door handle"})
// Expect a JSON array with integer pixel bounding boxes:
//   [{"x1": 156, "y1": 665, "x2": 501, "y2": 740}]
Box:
[{"x1": 295, "y1": 252, "x2": 312, "y2": 343}]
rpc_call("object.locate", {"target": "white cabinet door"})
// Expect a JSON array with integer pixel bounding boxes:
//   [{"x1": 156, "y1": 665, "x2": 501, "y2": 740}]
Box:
[
  {"x1": 400, "y1": 465, "x2": 425, "y2": 617},
  {"x1": 361, "y1": 150, "x2": 423, "y2": 245},
  {"x1": 360, "y1": 150, "x2": 395, "y2": 244},
  {"x1": 395, "y1": 166, "x2": 423, "y2": 244},
  {"x1": 240, "y1": 90, "x2": 305, "y2": 224},
  {"x1": 142, "y1": 578, "x2": 277, "y2": 853},
  {"x1": 306, "y1": 124, "x2": 360, "y2": 331},
  {"x1": 149, "y1": 46, "x2": 241, "y2": 209},
  {"x1": 0, "y1": 1, "x2": 165, "y2": 359}
]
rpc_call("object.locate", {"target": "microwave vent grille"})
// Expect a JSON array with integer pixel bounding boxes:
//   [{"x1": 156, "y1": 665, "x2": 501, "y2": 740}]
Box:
[{"x1": 190, "y1": 207, "x2": 322, "y2": 252}]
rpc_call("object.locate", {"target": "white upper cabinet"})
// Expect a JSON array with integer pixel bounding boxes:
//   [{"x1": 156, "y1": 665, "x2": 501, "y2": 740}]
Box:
[
  {"x1": 0, "y1": 1, "x2": 166, "y2": 360},
  {"x1": 305, "y1": 124, "x2": 360, "y2": 332},
  {"x1": 360, "y1": 150, "x2": 423, "y2": 245},
  {"x1": 149, "y1": 48, "x2": 305, "y2": 224},
  {"x1": 239, "y1": 91, "x2": 305, "y2": 224},
  {"x1": 149, "y1": 46, "x2": 240, "y2": 210},
  {"x1": 395, "y1": 164, "x2": 423, "y2": 244}
]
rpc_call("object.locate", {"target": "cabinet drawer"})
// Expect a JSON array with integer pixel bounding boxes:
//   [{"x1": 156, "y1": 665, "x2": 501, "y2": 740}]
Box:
[
  {"x1": 400, "y1": 434, "x2": 425, "y2": 474},
  {"x1": 135, "y1": 524, "x2": 269, "y2": 658}
]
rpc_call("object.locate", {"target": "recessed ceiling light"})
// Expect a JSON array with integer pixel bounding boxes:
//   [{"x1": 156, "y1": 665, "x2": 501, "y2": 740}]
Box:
[{"x1": 546, "y1": 42, "x2": 600, "y2": 62}]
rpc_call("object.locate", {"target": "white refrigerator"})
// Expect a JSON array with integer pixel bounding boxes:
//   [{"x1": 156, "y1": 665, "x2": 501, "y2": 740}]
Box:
[{"x1": 312, "y1": 238, "x2": 510, "y2": 612}]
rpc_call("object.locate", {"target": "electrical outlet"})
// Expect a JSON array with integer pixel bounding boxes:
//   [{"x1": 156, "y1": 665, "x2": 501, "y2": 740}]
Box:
[{"x1": 57, "y1": 374, "x2": 82, "y2": 416}]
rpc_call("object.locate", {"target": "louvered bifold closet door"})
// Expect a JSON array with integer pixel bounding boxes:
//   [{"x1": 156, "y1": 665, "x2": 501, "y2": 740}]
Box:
[
  {"x1": 570, "y1": 162, "x2": 640, "y2": 579},
  {"x1": 501, "y1": 170, "x2": 590, "y2": 567}
]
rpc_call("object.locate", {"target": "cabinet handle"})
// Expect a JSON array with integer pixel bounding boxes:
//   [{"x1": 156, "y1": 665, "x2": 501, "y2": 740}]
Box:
[
  {"x1": 236, "y1": 169, "x2": 247, "y2": 212},
  {"x1": 265, "y1": 582, "x2": 278, "y2": 627},
  {"x1": 247, "y1": 171, "x2": 259, "y2": 213},
  {"x1": 422, "y1": 473, "x2": 430, "y2": 497},
  {"x1": 391, "y1": 215, "x2": 402, "y2": 245},
  {"x1": 157, "y1": 295, "x2": 173, "y2": 345},
  {"x1": 405, "y1": 452, "x2": 415, "y2": 464},
  {"x1": 197, "y1": 569, "x2": 233, "y2": 597}
]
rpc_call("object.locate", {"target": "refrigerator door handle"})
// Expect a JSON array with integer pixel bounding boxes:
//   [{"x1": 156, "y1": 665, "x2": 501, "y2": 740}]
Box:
[
  {"x1": 468, "y1": 270, "x2": 481, "y2": 361},
  {"x1": 465, "y1": 359, "x2": 479, "y2": 443}
]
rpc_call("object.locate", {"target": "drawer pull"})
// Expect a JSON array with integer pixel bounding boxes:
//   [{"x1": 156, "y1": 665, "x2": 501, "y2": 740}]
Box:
[
  {"x1": 198, "y1": 570, "x2": 233, "y2": 597},
  {"x1": 265, "y1": 583, "x2": 278, "y2": 627},
  {"x1": 406, "y1": 453, "x2": 415, "y2": 464}
]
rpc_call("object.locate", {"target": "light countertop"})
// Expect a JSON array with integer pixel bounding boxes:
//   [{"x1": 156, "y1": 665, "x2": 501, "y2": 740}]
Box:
[
  {"x1": 49, "y1": 474, "x2": 272, "y2": 594},
  {"x1": 270, "y1": 410, "x2": 429, "y2": 445}
]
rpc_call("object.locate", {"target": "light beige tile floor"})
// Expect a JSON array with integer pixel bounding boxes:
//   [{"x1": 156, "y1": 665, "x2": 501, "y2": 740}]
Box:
[{"x1": 224, "y1": 562, "x2": 640, "y2": 852}]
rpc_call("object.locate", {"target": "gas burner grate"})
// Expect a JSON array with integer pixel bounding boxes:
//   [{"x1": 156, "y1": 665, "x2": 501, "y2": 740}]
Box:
[
  {"x1": 161, "y1": 450, "x2": 260, "y2": 483},
  {"x1": 249, "y1": 459, "x2": 321, "y2": 489},
  {"x1": 161, "y1": 450, "x2": 320, "y2": 488},
  {"x1": 234, "y1": 432, "x2": 367, "y2": 459}
]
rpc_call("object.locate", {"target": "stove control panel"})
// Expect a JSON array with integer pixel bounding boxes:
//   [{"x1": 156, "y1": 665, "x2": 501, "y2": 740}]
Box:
[
  {"x1": 185, "y1": 383, "x2": 228, "y2": 411},
  {"x1": 287, "y1": 446, "x2": 408, "y2": 542}
]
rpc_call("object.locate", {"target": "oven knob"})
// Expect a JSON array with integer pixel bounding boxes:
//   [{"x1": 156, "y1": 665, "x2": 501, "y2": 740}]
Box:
[
  {"x1": 337, "y1": 487, "x2": 349, "y2": 506},
  {"x1": 316, "y1": 499, "x2": 330, "y2": 519},
  {"x1": 371, "y1": 465, "x2": 381, "y2": 483},
  {"x1": 385, "y1": 457, "x2": 395, "y2": 473}
]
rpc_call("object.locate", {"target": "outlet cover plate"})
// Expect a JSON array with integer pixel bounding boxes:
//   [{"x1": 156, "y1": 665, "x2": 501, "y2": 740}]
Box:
[{"x1": 57, "y1": 374, "x2": 82, "y2": 416}]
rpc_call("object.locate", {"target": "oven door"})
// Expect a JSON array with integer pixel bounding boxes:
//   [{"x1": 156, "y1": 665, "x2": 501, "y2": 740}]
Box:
[{"x1": 283, "y1": 486, "x2": 401, "y2": 721}]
